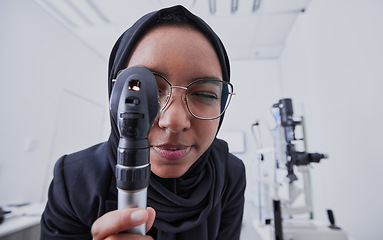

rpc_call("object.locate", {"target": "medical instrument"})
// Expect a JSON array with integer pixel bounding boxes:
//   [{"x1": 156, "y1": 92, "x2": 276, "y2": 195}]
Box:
[
  {"x1": 252, "y1": 98, "x2": 348, "y2": 240},
  {"x1": 110, "y1": 66, "x2": 159, "y2": 235}
]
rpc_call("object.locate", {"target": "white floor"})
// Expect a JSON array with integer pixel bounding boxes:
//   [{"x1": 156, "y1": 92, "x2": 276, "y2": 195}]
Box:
[{"x1": 241, "y1": 201, "x2": 263, "y2": 240}]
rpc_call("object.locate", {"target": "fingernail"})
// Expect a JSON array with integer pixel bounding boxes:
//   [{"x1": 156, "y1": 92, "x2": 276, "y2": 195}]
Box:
[{"x1": 131, "y1": 209, "x2": 146, "y2": 222}]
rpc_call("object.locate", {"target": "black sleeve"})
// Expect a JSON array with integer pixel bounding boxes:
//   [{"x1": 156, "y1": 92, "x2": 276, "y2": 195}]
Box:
[
  {"x1": 40, "y1": 156, "x2": 93, "y2": 240},
  {"x1": 217, "y1": 154, "x2": 246, "y2": 240}
]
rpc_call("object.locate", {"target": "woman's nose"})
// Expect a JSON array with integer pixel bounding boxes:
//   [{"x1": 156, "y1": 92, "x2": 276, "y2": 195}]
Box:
[{"x1": 157, "y1": 91, "x2": 191, "y2": 132}]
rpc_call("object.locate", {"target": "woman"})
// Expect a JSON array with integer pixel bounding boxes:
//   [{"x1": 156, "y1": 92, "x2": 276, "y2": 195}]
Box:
[{"x1": 41, "y1": 5, "x2": 246, "y2": 240}]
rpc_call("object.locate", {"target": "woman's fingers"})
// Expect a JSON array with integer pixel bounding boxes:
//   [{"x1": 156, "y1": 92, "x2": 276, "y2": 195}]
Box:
[{"x1": 91, "y1": 208, "x2": 155, "y2": 240}]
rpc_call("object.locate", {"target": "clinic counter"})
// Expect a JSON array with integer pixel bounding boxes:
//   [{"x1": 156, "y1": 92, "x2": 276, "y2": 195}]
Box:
[{"x1": 0, "y1": 202, "x2": 45, "y2": 240}]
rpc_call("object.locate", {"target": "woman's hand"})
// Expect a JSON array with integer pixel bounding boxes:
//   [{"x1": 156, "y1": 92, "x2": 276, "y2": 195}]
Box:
[{"x1": 91, "y1": 207, "x2": 156, "y2": 240}]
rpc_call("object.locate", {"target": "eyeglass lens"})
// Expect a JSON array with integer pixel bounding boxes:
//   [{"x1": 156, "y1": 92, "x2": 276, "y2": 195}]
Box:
[{"x1": 154, "y1": 74, "x2": 233, "y2": 119}]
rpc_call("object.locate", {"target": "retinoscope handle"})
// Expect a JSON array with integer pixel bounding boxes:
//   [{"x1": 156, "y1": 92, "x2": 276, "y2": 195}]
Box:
[{"x1": 110, "y1": 66, "x2": 159, "y2": 235}]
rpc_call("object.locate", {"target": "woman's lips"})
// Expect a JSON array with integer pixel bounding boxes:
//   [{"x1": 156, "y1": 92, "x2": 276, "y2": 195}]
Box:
[{"x1": 152, "y1": 145, "x2": 191, "y2": 160}]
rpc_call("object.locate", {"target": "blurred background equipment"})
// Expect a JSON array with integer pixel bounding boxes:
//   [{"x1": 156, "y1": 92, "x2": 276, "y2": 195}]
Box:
[{"x1": 251, "y1": 98, "x2": 348, "y2": 240}]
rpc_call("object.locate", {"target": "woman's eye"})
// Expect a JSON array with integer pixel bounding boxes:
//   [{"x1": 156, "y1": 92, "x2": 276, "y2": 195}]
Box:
[
  {"x1": 158, "y1": 89, "x2": 164, "y2": 96},
  {"x1": 192, "y1": 92, "x2": 218, "y2": 99},
  {"x1": 189, "y1": 92, "x2": 220, "y2": 106},
  {"x1": 158, "y1": 87, "x2": 168, "y2": 96}
]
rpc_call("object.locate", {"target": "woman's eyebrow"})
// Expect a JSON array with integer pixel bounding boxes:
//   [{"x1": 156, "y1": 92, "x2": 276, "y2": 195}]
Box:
[
  {"x1": 194, "y1": 76, "x2": 222, "y2": 81},
  {"x1": 148, "y1": 67, "x2": 222, "y2": 83}
]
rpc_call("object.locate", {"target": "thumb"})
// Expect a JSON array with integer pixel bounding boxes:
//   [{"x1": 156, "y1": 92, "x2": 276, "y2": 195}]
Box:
[{"x1": 92, "y1": 208, "x2": 149, "y2": 239}]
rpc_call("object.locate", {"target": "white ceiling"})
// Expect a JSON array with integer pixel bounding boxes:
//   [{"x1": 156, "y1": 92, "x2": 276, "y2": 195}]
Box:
[{"x1": 33, "y1": 0, "x2": 311, "y2": 61}]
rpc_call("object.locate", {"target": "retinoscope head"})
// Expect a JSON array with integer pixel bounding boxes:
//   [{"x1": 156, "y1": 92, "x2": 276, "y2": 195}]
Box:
[{"x1": 110, "y1": 66, "x2": 159, "y2": 140}]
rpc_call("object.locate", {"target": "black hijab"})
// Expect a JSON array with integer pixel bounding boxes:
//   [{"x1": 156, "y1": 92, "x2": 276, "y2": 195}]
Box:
[{"x1": 107, "y1": 5, "x2": 232, "y2": 239}]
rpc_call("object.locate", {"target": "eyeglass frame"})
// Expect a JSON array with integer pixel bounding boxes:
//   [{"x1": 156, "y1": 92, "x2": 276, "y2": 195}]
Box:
[{"x1": 152, "y1": 72, "x2": 235, "y2": 120}]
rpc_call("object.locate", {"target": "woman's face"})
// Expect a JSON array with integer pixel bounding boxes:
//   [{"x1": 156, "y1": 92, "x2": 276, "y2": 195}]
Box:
[{"x1": 127, "y1": 25, "x2": 222, "y2": 178}]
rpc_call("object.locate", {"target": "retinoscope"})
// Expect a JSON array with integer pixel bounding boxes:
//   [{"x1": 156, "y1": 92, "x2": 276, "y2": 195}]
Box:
[{"x1": 110, "y1": 66, "x2": 159, "y2": 235}]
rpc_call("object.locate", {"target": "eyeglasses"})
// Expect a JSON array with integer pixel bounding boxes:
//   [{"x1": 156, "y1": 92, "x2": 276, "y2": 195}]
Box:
[{"x1": 153, "y1": 73, "x2": 235, "y2": 120}]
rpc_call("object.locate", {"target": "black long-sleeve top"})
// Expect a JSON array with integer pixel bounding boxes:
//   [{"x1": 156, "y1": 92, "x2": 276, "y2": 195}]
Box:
[{"x1": 40, "y1": 138, "x2": 246, "y2": 239}]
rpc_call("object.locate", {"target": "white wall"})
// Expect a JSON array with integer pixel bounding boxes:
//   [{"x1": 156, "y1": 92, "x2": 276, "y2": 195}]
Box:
[
  {"x1": 0, "y1": 0, "x2": 109, "y2": 204},
  {"x1": 219, "y1": 59, "x2": 282, "y2": 204},
  {"x1": 278, "y1": 0, "x2": 383, "y2": 239}
]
